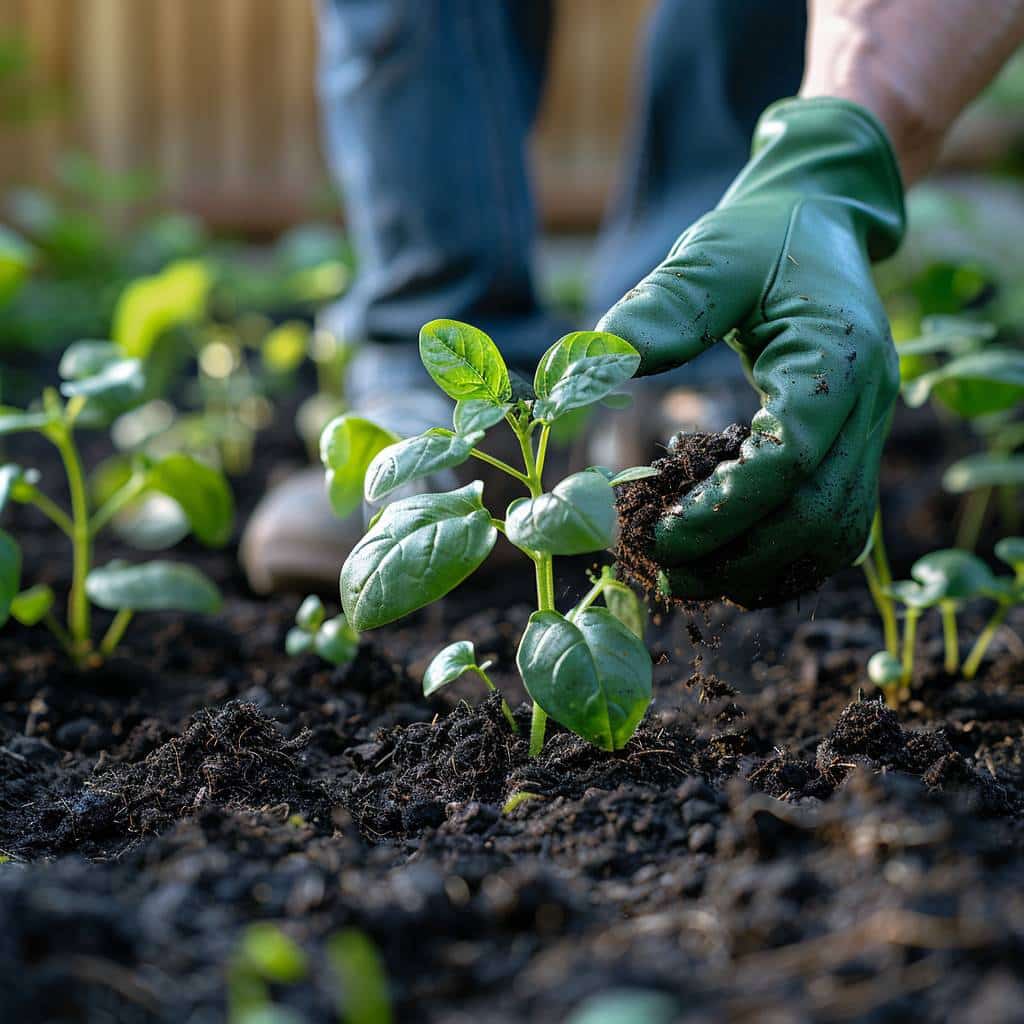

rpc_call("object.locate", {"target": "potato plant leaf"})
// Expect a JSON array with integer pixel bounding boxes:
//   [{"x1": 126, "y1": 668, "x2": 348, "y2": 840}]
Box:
[
  {"x1": 418, "y1": 320, "x2": 511, "y2": 403},
  {"x1": 340, "y1": 482, "x2": 497, "y2": 630},
  {"x1": 320, "y1": 414, "x2": 399, "y2": 518},
  {"x1": 506, "y1": 471, "x2": 615, "y2": 555},
  {"x1": 364, "y1": 429, "x2": 483, "y2": 503},
  {"x1": 0, "y1": 529, "x2": 21, "y2": 626},
  {"x1": 532, "y1": 332, "x2": 640, "y2": 423},
  {"x1": 516, "y1": 607, "x2": 651, "y2": 751},
  {"x1": 86, "y1": 559, "x2": 222, "y2": 613},
  {"x1": 145, "y1": 453, "x2": 234, "y2": 547}
]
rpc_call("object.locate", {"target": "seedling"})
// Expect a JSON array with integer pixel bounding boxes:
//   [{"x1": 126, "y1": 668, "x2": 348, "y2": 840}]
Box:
[
  {"x1": 323, "y1": 320, "x2": 652, "y2": 754},
  {"x1": 286, "y1": 595, "x2": 359, "y2": 668},
  {"x1": 961, "y1": 536, "x2": 1024, "y2": 678},
  {"x1": 0, "y1": 341, "x2": 231, "y2": 666}
]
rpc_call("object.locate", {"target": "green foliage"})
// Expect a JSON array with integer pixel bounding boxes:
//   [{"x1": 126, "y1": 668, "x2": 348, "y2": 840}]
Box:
[
  {"x1": 0, "y1": 224, "x2": 32, "y2": 306},
  {"x1": 326, "y1": 929, "x2": 394, "y2": 1024},
  {"x1": 286, "y1": 595, "x2": 359, "y2": 668},
  {"x1": 505, "y1": 471, "x2": 615, "y2": 556},
  {"x1": 0, "y1": 345, "x2": 229, "y2": 664},
  {"x1": 327, "y1": 319, "x2": 650, "y2": 754},
  {"x1": 418, "y1": 319, "x2": 511, "y2": 403},
  {"x1": 320, "y1": 415, "x2": 399, "y2": 519},
  {"x1": 517, "y1": 607, "x2": 651, "y2": 751},
  {"x1": 903, "y1": 348, "x2": 1024, "y2": 417},
  {"x1": 340, "y1": 482, "x2": 497, "y2": 631}
]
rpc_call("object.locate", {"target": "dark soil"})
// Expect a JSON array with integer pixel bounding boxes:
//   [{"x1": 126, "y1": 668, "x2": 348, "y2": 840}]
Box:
[
  {"x1": 3, "y1": 400, "x2": 1024, "y2": 1023},
  {"x1": 614, "y1": 423, "x2": 749, "y2": 600}
]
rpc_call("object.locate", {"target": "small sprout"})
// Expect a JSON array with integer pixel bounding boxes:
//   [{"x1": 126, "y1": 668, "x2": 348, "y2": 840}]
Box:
[
  {"x1": 326, "y1": 929, "x2": 393, "y2": 1024},
  {"x1": 502, "y1": 790, "x2": 543, "y2": 815},
  {"x1": 995, "y1": 536, "x2": 1024, "y2": 581},
  {"x1": 910, "y1": 549, "x2": 994, "y2": 673},
  {"x1": 959, "y1": 539, "x2": 1024, "y2": 679},
  {"x1": 423, "y1": 640, "x2": 517, "y2": 732},
  {"x1": 884, "y1": 580, "x2": 940, "y2": 687},
  {"x1": 286, "y1": 595, "x2": 359, "y2": 668},
  {"x1": 328, "y1": 320, "x2": 651, "y2": 755}
]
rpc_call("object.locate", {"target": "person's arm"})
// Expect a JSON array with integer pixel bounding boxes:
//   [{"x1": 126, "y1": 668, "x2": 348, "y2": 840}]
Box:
[{"x1": 800, "y1": 0, "x2": 1024, "y2": 185}]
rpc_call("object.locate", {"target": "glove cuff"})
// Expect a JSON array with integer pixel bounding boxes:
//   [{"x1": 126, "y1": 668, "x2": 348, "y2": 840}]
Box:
[{"x1": 732, "y1": 96, "x2": 907, "y2": 262}]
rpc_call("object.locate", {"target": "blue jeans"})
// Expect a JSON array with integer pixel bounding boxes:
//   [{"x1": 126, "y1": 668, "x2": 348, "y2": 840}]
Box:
[{"x1": 317, "y1": 0, "x2": 805, "y2": 371}]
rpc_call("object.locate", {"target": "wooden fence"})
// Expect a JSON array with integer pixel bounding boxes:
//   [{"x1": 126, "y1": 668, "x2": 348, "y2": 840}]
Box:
[{"x1": 0, "y1": 0, "x2": 653, "y2": 231}]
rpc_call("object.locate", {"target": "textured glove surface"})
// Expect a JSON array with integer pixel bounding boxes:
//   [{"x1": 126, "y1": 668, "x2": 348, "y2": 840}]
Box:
[{"x1": 598, "y1": 98, "x2": 906, "y2": 607}]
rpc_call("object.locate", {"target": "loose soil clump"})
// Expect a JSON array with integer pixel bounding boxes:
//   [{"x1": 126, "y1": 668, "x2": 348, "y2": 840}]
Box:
[{"x1": 614, "y1": 423, "x2": 748, "y2": 599}]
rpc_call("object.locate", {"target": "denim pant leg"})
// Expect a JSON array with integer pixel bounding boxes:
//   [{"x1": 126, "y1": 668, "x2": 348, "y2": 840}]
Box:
[
  {"x1": 316, "y1": 0, "x2": 560, "y2": 368},
  {"x1": 588, "y1": 0, "x2": 806, "y2": 382}
]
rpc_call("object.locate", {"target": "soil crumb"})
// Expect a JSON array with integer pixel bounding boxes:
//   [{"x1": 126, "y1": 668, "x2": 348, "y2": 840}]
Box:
[{"x1": 614, "y1": 424, "x2": 748, "y2": 600}]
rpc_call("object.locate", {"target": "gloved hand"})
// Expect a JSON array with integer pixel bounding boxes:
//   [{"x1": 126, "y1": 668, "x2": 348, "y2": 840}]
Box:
[{"x1": 597, "y1": 97, "x2": 906, "y2": 608}]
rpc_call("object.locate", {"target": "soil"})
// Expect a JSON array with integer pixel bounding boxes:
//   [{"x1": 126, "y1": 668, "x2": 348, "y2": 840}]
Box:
[
  {"x1": 2, "y1": 399, "x2": 1024, "y2": 1023},
  {"x1": 614, "y1": 423, "x2": 749, "y2": 601}
]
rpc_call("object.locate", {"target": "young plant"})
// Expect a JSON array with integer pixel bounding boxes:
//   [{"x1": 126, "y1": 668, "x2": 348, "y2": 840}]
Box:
[
  {"x1": 285, "y1": 594, "x2": 359, "y2": 668},
  {"x1": 961, "y1": 536, "x2": 1024, "y2": 678},
  {"x1": 867, "y1": 547, "x2": 997, "y2": 699},
  {"x1": 323, "y1": 320, "x2": 653, "y2": 754},
  {"x1": 0, "y1": 342, "x2": 231, "y2": 666}
]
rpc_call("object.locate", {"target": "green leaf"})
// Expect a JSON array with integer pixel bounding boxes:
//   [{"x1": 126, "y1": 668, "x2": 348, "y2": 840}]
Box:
[
  {"x1": 903, "y1": 348, "x2": 1024, "y2": 416},
  {"x1": 326, "y1": 929, "x2": 393, "y2": 1024},
  {"x1": 320, "y1": 414, "x2": 399, "y2": 518},
  {"x1": 0, "y1": 463, "x2": 25, "y2": 515},
  {"x1": 911, "y1": 549, "x2": 994, "y2": 602},
  {"x1": 313, "y1": 615, "x2": 359, "y2": 667},
  {"x1": 867, "y1": 650, "x2": 903, "y2": 687},
  {"x1": 885, "y1": 579, "x2": 942, "y2": 609},
  {"x1": 0, "y1": 407, "x2": 56, "y2": 436},
  {"x1": 59, "y1": 356, "x2": 145, "y2": 414},
  {"x1": 86, "y1": 560, "x2": 222, "y2": 613},
  {"x1": 418, "y1": 319, "x2": 511, "y2": 403},
  {"x1": 146, "y1": 453, "x2": 234, "y2": 547},
  {"x1": 506, "y1": 471, "x2": 615, "y2": 555},
  {"x1": 10, "y1": 584, "x2": 53, "y2": 626},
  {"x1": 364, "y1": 429, "x2": 482, "y2": 502},
  {"x1": 517, "y1": 607, "x2": 651, "y2": 751},
  {"x1": 238, "y1": 923, "x2": 307, "y2": 983},
  {"x1": 341, "y1": 482, "x2": 497, "y2": 630},
  {"x1": 285, "y1": 627, "x2": 314, "y2": 656},
  {"x1": 295, "y1": 594, "x2": 325, "y2": 631},
  {"x1": 943, "y1": 453, "x2": 1024, "y2": 493},
  {"x1": 58, "y1": 340, "x2": 122, "y2": 380},
  {"x1": 602, "y1": 577, "x2": 647, "y2": 640},
  {"x1": 0, "y1": 529, "x2": 21, "y2": 627},
  {"x1": 896, "y1": 316, "x2": 996, "y2": 357},
  {"x1": 453, "y1": 399, "x2": 512, "y2": 435},
  {"x1": 607, "y1": 465, "x2": 658, "y2": 486},
  {"x1": 995, "y1": 536, "x2": 1024, "y2": 573},
  {"x1": 423, "y1": 640, "x2": 488, "y2": 696},
  {"x1": 532, "y1": 332, "x2": 640, "y2": 423},
  {"x1": 113, "y1": 259, "x2": 211, "y2": 358},
  {"x1": 600, "y1": 392, "x2": 634, "y2": 410}
]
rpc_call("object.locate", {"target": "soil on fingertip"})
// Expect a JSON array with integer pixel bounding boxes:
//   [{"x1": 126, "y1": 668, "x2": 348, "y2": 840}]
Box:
[{"x1": 614, "y1": 423, "x2": 749, "y2": 601}]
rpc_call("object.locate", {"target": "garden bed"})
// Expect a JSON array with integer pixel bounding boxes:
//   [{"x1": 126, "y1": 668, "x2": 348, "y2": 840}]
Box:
[{"x1": 2, "y1": 409, "x2": 1024, "y2": 1024}]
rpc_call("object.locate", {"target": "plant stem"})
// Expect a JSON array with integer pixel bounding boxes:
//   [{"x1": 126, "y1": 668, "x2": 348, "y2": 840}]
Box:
[
  {"x1": 99, "y1": 609, "x2": 134, "y2": 657},
  {"x1": 43, "y1": 610, "x2": 75, "y2": 656},
  {"x1": 568, "y1": 575, "x2": 609, "y2": 623},
  {"x1": 51, "y1": 427, "x2": 92, "y2": 660},
  {"x1": 469, "y1": 448, "x2": 530, "y2": 485},
  {"x1": 26, "y1": 491, "x2": 74, "y2": 537},
  {"x1": 900, "y1": 608, "x2": 920, "y2": 685},
  {"x1": 956, "y1": 487, "x2": 991, "y2": 551},
  {"x1": 962, "y1": 602, "x2": 1008, "y2": 679},
  {"x1": 940, "y1": 601, "x2": 959, "y2": 675},
  {"x1": 865, "y1": 508, "x2": 898, "y2": 657},
  {"x1": 534, "y1": 424, "x2": 551, "y2": 479},
  {"x1": 89, "y1": 475, "x2": 147, "y2": 536},
  {"x1": 528, "y1": 706, "x2": 548, "y2": 757}
]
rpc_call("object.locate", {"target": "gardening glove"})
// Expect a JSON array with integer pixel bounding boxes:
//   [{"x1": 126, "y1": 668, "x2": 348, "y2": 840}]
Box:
[{"x1": 598, "y1": 98, "x2": 905, "y2": 608}]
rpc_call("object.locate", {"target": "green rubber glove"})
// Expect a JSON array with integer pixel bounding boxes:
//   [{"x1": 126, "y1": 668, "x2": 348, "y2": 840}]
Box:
[{"x1": 597, "y1": 98, "x2": 906, "y2": 608}]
